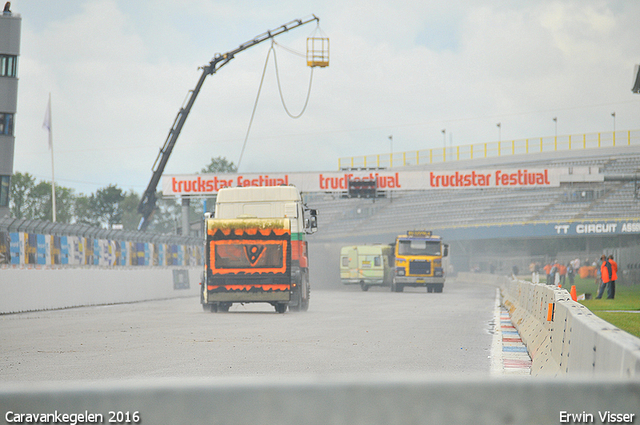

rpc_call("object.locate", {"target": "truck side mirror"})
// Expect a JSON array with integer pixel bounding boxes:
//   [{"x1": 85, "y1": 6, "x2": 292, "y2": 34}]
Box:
[
  {"x1": 305, "y1": 209, "x2": 318, "y2": 234},
  {"x1": 443, "y1": 244, "x2": 449, "y2": 257}
]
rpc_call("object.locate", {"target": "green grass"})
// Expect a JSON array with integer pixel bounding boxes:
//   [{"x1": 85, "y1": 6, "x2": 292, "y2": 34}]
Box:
[
  {"x1": 593, "y1": 312, "x2": 640, "y2": 338},
  {"x1": 525, "y1": 275, "x2": 640, "y2": 338}
]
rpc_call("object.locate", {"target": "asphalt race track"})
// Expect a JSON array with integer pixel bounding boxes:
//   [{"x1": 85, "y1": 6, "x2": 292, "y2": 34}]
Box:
[{"x1": 0, "y1": 278, "x2": 497, "y2": 382}]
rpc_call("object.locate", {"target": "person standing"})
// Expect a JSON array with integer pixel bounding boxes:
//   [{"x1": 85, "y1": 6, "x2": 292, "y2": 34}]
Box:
[
  {"x1": 544, "y1": 263, "x2": 552, "y2": 285},
  {"x1": 607, "y1": 254, "x2": 618, "y2": 299},
  {"x1": 567, "y1": 261, "x2": 575, "y2": 286},
  {"x1": 596, "y1": 255, "x2": 612, "y2": 299},
  {"x1": 559, "y1": 262, "x2": 567, "y2": 287}
]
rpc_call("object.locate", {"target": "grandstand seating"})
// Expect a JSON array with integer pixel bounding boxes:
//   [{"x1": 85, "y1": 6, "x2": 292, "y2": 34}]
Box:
[{"x1": 307, "y1": 146, "x2": 640, "y2": 240}]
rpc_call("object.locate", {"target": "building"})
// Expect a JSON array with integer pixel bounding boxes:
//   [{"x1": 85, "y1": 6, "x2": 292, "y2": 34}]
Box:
[
  {"x1": 307, "y1": 141, "x2": 640, "y2": 280},
  {"x1": 0, "y1": 6, "x2": 20, "y2": 218}
]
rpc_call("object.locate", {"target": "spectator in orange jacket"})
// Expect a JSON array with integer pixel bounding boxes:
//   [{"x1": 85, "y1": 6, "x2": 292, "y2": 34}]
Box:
[
  {"x1": 607, "y1": 254, "x2": 618, "y2": 299},
  {"x1": 544, "y1": 263, "x2": 552, "y2": 285},
  {"x1": 558, "y1": 263, "x2": 567, "y2": 286},
  {"x1": 596, "y1": 255, "x2": 615, "y2": 299}
]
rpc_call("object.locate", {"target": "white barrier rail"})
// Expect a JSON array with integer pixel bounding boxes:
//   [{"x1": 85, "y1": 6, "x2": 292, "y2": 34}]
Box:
[{"x1": 1, "y1": 376, "x2": 638, "y2": 425}]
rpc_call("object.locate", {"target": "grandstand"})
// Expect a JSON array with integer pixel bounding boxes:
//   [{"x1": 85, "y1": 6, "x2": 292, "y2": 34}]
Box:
[{"x1": 305, "y1": 143, "x2": 640, "y2": 277}]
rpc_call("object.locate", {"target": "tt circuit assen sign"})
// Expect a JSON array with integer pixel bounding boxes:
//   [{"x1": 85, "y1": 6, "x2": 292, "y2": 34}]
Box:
[
  {"x1": 162, "y1": 168, "x2": 571, "y2": 196},
  {"x1": 440, "y1": 220, "x2": 640, "y2": 241}
]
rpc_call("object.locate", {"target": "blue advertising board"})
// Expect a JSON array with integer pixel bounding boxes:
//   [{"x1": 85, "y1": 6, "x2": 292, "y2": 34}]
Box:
[{"x1": 439, "y1": 220, "x2": 640, "y2": 241}]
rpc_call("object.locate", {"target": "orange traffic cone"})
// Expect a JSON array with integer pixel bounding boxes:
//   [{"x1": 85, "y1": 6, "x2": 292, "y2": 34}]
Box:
[{"x1": 570, "y1": 285, "x2": 577, "y2": 302}]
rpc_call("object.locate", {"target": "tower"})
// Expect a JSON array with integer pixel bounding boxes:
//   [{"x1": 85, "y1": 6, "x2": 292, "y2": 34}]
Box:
[{"x1": 0, "y1": 5, "x2": 20, "y2": 218}]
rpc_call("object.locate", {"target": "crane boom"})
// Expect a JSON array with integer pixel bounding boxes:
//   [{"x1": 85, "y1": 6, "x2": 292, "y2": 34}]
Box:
[{"x1": 137, "y1": 15, "x2": 320, "y2": 231}]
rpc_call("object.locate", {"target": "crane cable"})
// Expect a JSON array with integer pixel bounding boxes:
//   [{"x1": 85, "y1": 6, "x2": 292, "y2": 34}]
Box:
[
  {"x1": 237, "y1": 40, "x2": 315, "y2": 170},
  {"x1": 237, "y1": 44, "x2": 273, "y2": 170},
  {"x1": 273, "y1": 43, "x2": 315, "y2": 119}
]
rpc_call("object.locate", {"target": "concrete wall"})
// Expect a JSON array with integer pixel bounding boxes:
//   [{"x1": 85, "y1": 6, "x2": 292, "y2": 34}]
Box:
[
  {"x1": 499, "y1": 275, "x2": 640, "y2": 377},
  {"x1": 0, "y1": 267, "x2": 201, "y2": 314},
  {"x1": 1, "y1": 376, "x2": 638, "y2": 425}
]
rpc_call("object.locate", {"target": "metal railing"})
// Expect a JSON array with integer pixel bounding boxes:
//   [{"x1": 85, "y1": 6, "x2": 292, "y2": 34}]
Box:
[
  {"x1": 0, "y1": 217, "x2": 199, "y2": 245},
  {"x1": 339, "y1": 129, "x2": 640, "y2": 170}
]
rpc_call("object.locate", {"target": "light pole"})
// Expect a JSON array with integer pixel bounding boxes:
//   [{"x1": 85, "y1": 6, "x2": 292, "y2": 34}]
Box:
[
  {"x1": 442, "y1": 129, "x2": 446, "y2": 161},
  {"x1": 497, "y1": 123, "x2": 501, "y2": 142},
  {"x1": 388, "y1": 135, "x2": 393, "y2": 167},
  {"x1": 553, "y1": 117, "x2": 557, "y2": 138},
  {"x1": 612, "y1": 112, "x2": 616, "y2": 145},
  {"x1": 611, "y1": 112, "x2": 616, "y2": 132}
]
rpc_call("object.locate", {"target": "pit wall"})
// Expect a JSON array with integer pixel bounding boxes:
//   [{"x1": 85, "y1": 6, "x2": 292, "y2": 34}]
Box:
[
  {"x1": 0, "y1": 267, "x2": 201, "y2": 314},
  {"x1": 497, "y1": 275, "x2": 640, "y2": 377}
]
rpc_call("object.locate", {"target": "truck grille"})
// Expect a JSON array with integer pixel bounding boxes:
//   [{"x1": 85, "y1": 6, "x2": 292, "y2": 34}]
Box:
[{"x1": 409, "y1": 260, "x2": 430, "y2": 275}]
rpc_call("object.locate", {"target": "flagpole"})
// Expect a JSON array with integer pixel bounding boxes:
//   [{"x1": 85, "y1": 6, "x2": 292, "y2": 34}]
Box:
[{"x1": 44, "y1": 93, "x2": 57, "y2": 222}]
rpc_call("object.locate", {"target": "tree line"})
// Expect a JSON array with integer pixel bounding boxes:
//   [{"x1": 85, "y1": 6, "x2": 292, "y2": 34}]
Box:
[{"x1": 8, "y1": 157, "x2": 237, "y2": 233}]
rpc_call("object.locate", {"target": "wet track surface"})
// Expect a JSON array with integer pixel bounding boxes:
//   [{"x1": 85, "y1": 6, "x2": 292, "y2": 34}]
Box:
[{"x1": 0, "y1": 279, "x2": 497, "y2": 382}]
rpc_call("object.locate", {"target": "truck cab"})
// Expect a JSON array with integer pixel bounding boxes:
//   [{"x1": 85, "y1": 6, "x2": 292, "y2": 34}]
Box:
[{"x1": 392, "y1": 230, "x2": 448, "y2": 293}]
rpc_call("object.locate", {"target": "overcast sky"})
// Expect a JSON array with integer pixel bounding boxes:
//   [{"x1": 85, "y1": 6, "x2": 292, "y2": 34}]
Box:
[{"x1": 10, "y1": 0, "x2": 640, "y2": 195}]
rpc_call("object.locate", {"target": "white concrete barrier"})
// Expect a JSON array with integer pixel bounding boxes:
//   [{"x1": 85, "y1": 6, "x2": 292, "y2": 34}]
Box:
[
  {"x1": 0, "y1": 267, "x2": 201, "y2": 314},
  {"x1": 1, "y1": 376, "x2": 638, "y2": 425},
  {"x1": 501, "y1": 277, "x2": 640, "y2": 377}
]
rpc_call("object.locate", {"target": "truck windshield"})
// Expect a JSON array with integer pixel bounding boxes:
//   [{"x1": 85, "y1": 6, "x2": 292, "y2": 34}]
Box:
[{"x1": 397, "y1": 240, "x2": 441, "y2": 256}]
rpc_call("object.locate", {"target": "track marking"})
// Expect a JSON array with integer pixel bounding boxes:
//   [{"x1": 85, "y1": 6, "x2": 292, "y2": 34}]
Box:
[{"x1": 490, "y1": 287, "x2": 532, "y2": 376}]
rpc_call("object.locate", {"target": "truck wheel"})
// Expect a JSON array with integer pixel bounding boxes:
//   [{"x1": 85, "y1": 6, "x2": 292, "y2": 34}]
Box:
[
  {"x1": 427, "y1": 285, "x2": 433, "y2": 293},
  {"x1": 434, "y1": 284, "x2": 444, "y2": 293},
  {"x1": 289, "y1": 287, "x2": 302, "y2": 312},
  {"x1": 275, "y1": 303, "x2": 287, "y2": 314},
  {"x1": 391, "y1": 280, "x2": 403, "y2": 292},
  {"x1": 219, "y1": 303, "x2": 231, "y2": 312},
  {"x1": 300, "y1": 276, "x2": 310, "y2": 312},
  {"x1": 360, "y1": 282, "x2": 369, "y2": 291}
]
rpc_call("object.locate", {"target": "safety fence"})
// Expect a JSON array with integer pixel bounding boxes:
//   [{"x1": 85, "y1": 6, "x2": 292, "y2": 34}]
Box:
[
  {"x1": 339, "y1": 129, "x2": 640, "y2": 169},
  {"x1": 0, "y1": 218, "x2": 203, "y2": 268}
]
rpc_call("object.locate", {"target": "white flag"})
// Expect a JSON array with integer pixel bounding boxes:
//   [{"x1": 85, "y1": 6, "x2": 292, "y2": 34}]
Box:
[{"x1": 42, "y1": 95, "x2": 52, "y2": 149}]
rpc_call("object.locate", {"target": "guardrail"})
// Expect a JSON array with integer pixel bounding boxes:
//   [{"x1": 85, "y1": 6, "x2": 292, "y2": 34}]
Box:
[{"x1": 339, "y1": 129, "x2": 640, "y2": 169}]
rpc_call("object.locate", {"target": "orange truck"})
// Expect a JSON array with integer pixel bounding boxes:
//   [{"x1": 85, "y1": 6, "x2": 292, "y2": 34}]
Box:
[{"x1": 202, "y1": 186, "x2": 317, "y2": 313}]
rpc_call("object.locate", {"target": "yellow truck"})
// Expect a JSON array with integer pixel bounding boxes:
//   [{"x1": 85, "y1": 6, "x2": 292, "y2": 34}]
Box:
[
  {"x1": 340, "y1": 244, "x2": 394, "y2": 291},
  {"x1": 392, "y1": 230, "x2": 449, "y2": 293}
]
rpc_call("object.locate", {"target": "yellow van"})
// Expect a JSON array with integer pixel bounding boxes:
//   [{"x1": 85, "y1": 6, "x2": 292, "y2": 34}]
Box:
[{"x1": 340, "y1": 244, "x2": 394, "y2": 291}]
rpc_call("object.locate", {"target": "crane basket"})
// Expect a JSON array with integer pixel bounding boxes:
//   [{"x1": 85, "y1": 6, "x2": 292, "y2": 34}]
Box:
[{"x1": 306, "y1": 37, "x2": 329, "y2": 68}]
